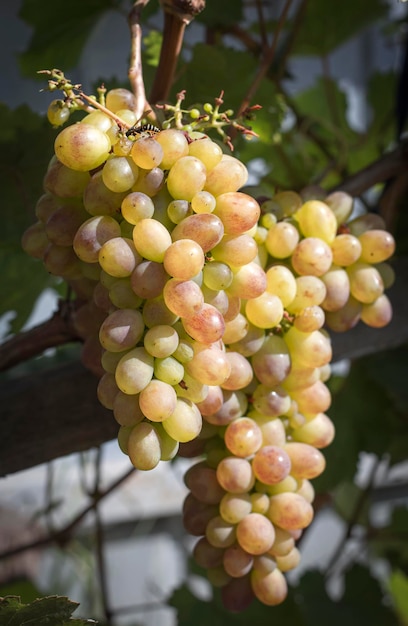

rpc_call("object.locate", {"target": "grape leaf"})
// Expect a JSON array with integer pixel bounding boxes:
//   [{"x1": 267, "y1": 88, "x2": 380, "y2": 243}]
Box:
[
  {"x1": 18, "y1": 0, "x2": 120, "y2": 77},
  {"x1": 291, "y1": 0, "x2": 388, "y2": 56},
  {"x1": 0, "y1": 104, "x2": 60, "y2": 333},
  {"x1": 195, "y1": 0, "x2": 243, "y2": 27},
  {"x1": 298, "y1": 566, "x2": 396, "y2": 626},
  {"x1": 0, "y1": 595, "x2": 97, "y2": 625},
  {"x1": 388, "y1": 570, "x2": 408, "y2": 622}
]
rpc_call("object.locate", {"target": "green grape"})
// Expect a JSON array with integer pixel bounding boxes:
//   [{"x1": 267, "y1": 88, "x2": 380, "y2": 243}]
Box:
[
  {"x1": 167, "y1": 156, "x2": 207, "y2": 201},
  {"x1": 54, "y1": 122, "x2": 111, "y2": 172},
  {"x1": 99, "y1": 308, "x2": 145, "y2": 352},
  {"x1": 127, "y1": 421, "x2": 162, "y2": 470},
  {"x1": 102, "y1": 156, "x2": 139, "y2": 193},
  {"x1": 132, "y1": 218, "x2": 172, "y2": 262},
  {"x1": 139, "y1": 379, "x2": 178, "y2": 422},
  {"x1": 162, "y1": 397, "x2": 202, "y2": 442},
  {"x1": 99, "y1": 237, "x2": 142, "y2": 277},
  {"x1": 236, "y1": 513, "x2": 276, "y2": 555},
  {"x1": 47, "y1": 99, "x2": 70, "y2": 126},
  {"x1": 115, "y1": 346, "x2": 154, "y2": 394}
]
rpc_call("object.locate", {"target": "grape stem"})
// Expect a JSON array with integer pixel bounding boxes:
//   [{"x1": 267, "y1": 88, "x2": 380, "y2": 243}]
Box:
[
  {"x1": 149, "y1": 0, "x2": 206, "y2": 104},
  {"x1": 128, "y1": 0, "x2": 154, "y2": 120}
]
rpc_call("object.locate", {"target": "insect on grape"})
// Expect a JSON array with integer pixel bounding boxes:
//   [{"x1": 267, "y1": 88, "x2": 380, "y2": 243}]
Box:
[{"x1": 126, "y1": 123, "x2": 160, "y2": 139}]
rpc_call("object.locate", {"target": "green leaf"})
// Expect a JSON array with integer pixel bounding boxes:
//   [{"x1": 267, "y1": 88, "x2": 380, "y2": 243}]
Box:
[
  {"x1": 143, "y1": 30, "x2": 162, "y2": 67},
  {"x1": 0, "y1": 595, "x2": 97, "y2": 625},
  {"x1": 0, "y1": 580, "x2": 42, "y2": 605},
  {"x1": 388, "y1": 570, "x2": 408, "y2": 622},
  {"x1": 298, "y1": 566, "x2": 396, "y2": 626},
  {"x1": 18, "y1": 0, "x2": 119, "y2": 77},
  {"x1": 0, "y1": 104, "x2": 60, "y2": 333},
  {"x1": 196, "y1": 0, "x2": 244, "y2": 27},
  {"x1": 291, "y1": 0, "x2": 388, "y2": 56}
]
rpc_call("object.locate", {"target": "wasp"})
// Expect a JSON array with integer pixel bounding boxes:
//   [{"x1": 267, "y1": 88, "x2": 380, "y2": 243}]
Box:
[{"x1": 126, "y1": 123, "x2": 161, "y2": 139}]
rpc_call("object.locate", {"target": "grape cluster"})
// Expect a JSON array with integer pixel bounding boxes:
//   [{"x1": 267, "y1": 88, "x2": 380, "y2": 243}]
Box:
[{"x1": 22, "y1": 87, "x2": 395, "y2": 610}]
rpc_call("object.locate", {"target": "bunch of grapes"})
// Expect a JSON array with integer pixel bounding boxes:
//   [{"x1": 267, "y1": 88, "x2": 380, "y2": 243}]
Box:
[{"x1": 22, "y1": 87, "x2": 395, "y2": 610}]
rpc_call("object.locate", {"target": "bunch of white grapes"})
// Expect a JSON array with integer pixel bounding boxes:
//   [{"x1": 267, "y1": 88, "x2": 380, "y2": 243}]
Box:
[{"x1": 22, "y1": 87, "x2": 396, "y2": 611}]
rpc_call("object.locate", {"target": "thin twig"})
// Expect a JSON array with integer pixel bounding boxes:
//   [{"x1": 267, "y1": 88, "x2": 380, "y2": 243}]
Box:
[
  {"x1": 236, "y1": 0, "x2": 294, "y2": 118},
  {"x1": 0, "y1": 465, "x2": 136, "y2": 562},
  {"x1": 324, "y1": 455, "x2": 382, "y2": 578},
  {"x1": 255, "y1": 0, "x2": 269, "y2": 49},
  {"x1": 128, "y1": 0, "x2": 152, "y2": 119}
]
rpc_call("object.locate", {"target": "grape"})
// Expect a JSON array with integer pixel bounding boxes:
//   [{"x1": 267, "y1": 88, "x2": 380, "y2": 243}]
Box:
[
  {"x1": 130, "y1": 136, "x2": 163, "y2": 169},
  {"x1": 185, "y1": 345, "x2": 232, "y2": 386},
  {"x1": 220, "y1": 492, "x2": 253, "y2": 524},
  {"x1": 224, "y1": 417, "x2": 263, "y2": 457},
  {"x1": 35, "y1": 193, "x2": 59, "y2": 222},
  {"x1": 347, "y1": 262, "x2": 384, "y2": 303},
  {"x1": 115, "y1": 346, "x2": 154, "y2": 394},
  {"x1": 83, "y1": 171, "x2": 127, "y2": 217},
  {"x1": 21, "y1": 221, "x2": 50, "y2": 259},
  {"x1": 236, "y1": 513, "x2": 276, "y2": 555},
  {"x1": 267, "y1": 527, "x2": 295, "y2": 557},
  {"x1": 325, "y1": 296, "x2": 362, "y2": 332},
  {"x1": 130, "y1": 260, "x2": 168, "y2": 299},
  {"x1": 155, "y1": 129, "x2": 189, "y2": 168},
  {"x1": 291, "y1": 237, "x2": 333, "y2": 276},
  {"x1": 358, "y1": 229, "x2": 396, "y2": 263},
  {"x1": 154, "y1": 355, "x2": 185, "y2": 385},
  {"x1": 348, "y1": 211, "x2": 386, "y2": 236},
  {"x1": 265, "y1": 221, "x2": 300, "y2": 259},
  {"x1": 206, "y1": 515, "x2": 237, "y2": 548},
  {"x1": 296, "y1": 478, "x2": 315, "y2": 503},
  {"x1": 222, "y1": 313, "x2": 249, "y2": 345},
  {"x1": 250, "y1": 492, "x2": 270, "y2": 515},
  {"x1": 202, "y1": 286, "x2": 229, "y2": 315},
  {"x1": 284, "y1": 327, "x2": 332, "y2": 368},
  {"x1": 44, "y1": 243, "x2": 83, "y2": 278},
  {"x1": 82, "y1": 110, "x2": 113, "y2": 133},
  {"x1": 132, "y1": 166, "x2": 165, "y2": 197},
  {"x1": 290, "y1": 379, "x2": 332, "y2": 415},
  {"x1": 73, "y1": 215, "x2": 121, "y2": 263},
  {"x1": 193, "y1": 536, "x2": 224, "y2": 568},
  {"x1": 205, "y1": 390, "x2": 248, "y2": 426},
  {"x1": 167, "y1": 155, "x2": 207, "y2": 200},
  {"x1": 293, "y1": 306, "x2": 325, "y2": 332},
  {"x1": 163, "y1": 239, "x2": 205, "y2": 279},
  {"x1": 216, "y1": 456, "x2": 255, "y2": 493},
  {"x1": 143, "y1": 324, "x2": 179, "y2": 358},
  {"x1": 284, "y1": 442, "x2": 326, "y2": 479},
  {"x1": 183, "y1": 493, "x2": 219, "y2": 536},
  {"x1": 213, "y1": 192, "x2": 260, "y2": 235},
  {"x1": 203, "y1": 261, "x2": 233, "y2": 290},
  {"x1": 54, "y1": 123, "x2": 111, "y2": 172},
  {"x1": 175, "y1": 372, "x2": 208, "y2": 403},
  {"x1": 182, "y1": 303, "x2": 225, "y2": 344},
  {"x1": 361, "y1": 294, "x2": 393, "y2": 328},
  {"x1": 273, "y1": 190, "x2": 303, "y2": 217},
  {"x1": 223, "y1": 544, "x2": 254, "y2": 577},
  {"x1": 286, "y1": 275, "x2": 327, "y2": 314},
  {"x1": 251, "y1": 567, "x2": 288, "y2": 606},
  {"x1": 171, "y1": 213, "x2": 224, "y2": 252},
  {"x1": 112, "y1": 390, "x2": 144, "y2": 427},
  {"x1": 331, "y1": 233, "x2": 362, "y2": 266},
  {"x1": 275, "y1": 547, "x2": 301, "y2": 572},
  {"x1": 252, "y1": 445, "x2": 291, "y2": 485},
  {"x1": 204, "y1": 154, "x2": 248, "y2": 196},
  {"x1": 99, "y1": 237, "x2": 141, "y2": 277},
  {"x1": 163, "y1": 278, "x2": 204, "y2": 317},
  {"x1": 227, "y1": 262, "x2": 267, "y2": 300},
  {"x1": 267, "y1": 492, "x2": 314, "y2": 530},
  {"x1": 139, "y1": 379, "x2": 178, "y2": 422},
  {"x1": 295, "y1": 199, "x2": 337, "y2": 243},
  {"x1": 102, "y1": 156, "x2": 139, "y2": 192},
  {"x1": 133, "y1": 218, "x2": 172, "y2": 262},
  {"x1": 106, "y1": 88, "x2": 137, "y2": 112},
  {"x1": 47, "y1": 99, "x2": 70, "y2": 126},
  {"x1": 44, "y1": 159, "x2": 90, "y2": 198},
  {"x1": 127, "y1": 421, "x2": 162, "y2": 470},
  {"x1": 265, "y1": 265, "x2": 297, "y2": 307},
  {"x1": 97, "y1": 372, "x2": 119, "y2": 410},
  {"x1": 184, "y1": 461, "x2": 225, "y2": 504},
  {"x1": 99, "y1": 308, "x2": 145, "y2": 352},
  {"x1": 228, "y1": 323, "x2": 265, "y2": 357},
  {"x1": 324, "y1": 190, "x2": 353, "y2": 224},
  {"x1": 188, "y1": 137, "x2": 223, "y2": 170},
  {"x1": 221, "y1": 575, "x2": 255, "y2": 612},
  {"x1": 320, "y1": 266, "x2": 350, "y2": 312},
  {"x1": 191, "y1": 190, "x2": 216, "y2": 214},
  {"x1": 121, "y1": 191, "x2": 155, "y2": 223},
  {"x1": 162, "y1": 397, "x2": 202, "y2": 442},
  {"x1": 245, "y1": 293, "x2": 284, "y2": 329},
  {"x1": 222, "y1": 351, "x2": 254, "y2": 390},
  {"x1": 196, "y1": 385, "x2": 224, "y2": 416},
  {"x1": 212, "y1": 233, "x2": 258, "y2": 266},
  {"x1": 251, "y1": 413, "x2": 286, "y2": 447}
]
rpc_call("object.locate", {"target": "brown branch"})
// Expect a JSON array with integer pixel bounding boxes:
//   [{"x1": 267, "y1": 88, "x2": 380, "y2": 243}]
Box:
[
  {"x1": 330, "y1": 139, "x2": 408, "y2": 197},
  {"x1": 128, "y1": 0, "x2": 151, "y2": 119},
  {"x1": 0, "y1": 300, "x2": 82, "y2": 372},
  {"x1": 149, "y1": 0, "x2": 205, "y2": 104},
  {"x1": 236, "y1": 0, "x2": 294, "y2": 118}
]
